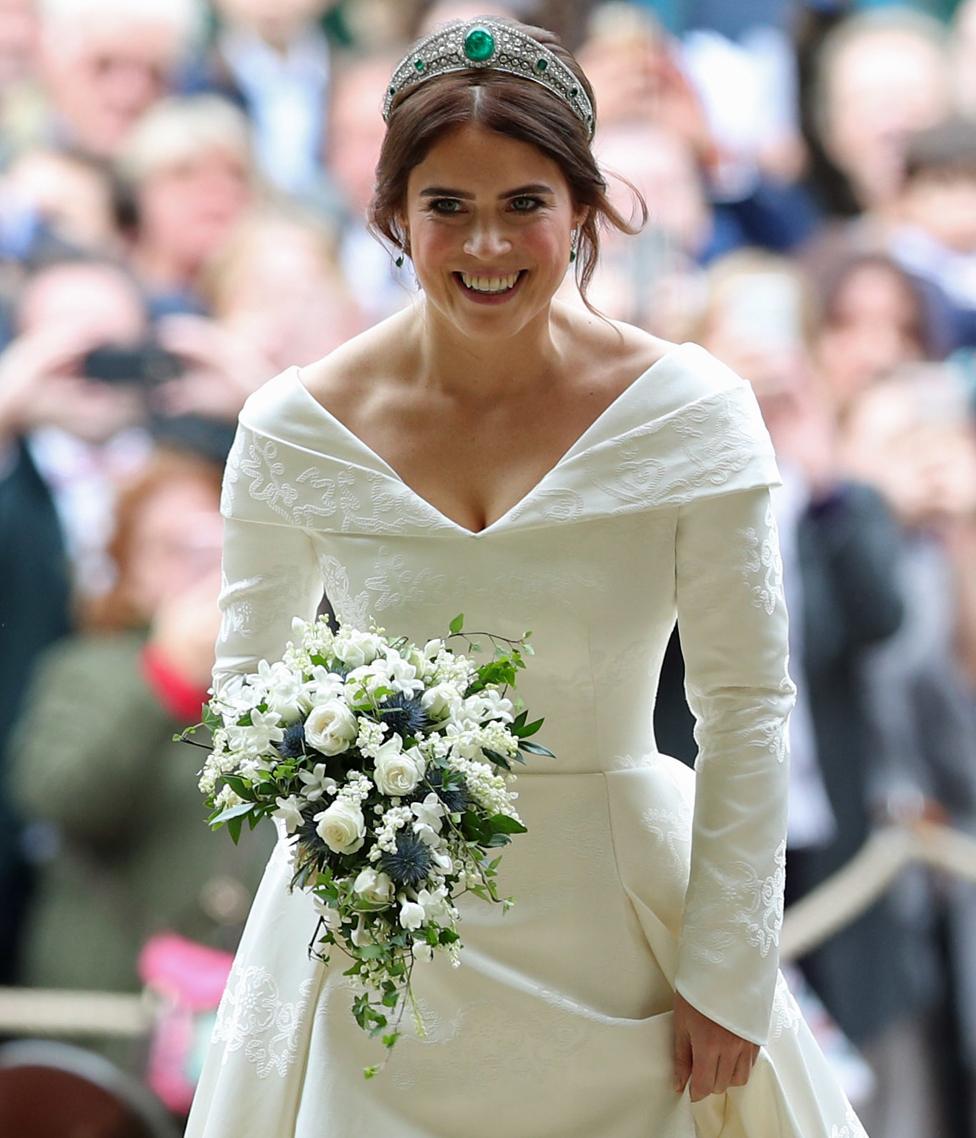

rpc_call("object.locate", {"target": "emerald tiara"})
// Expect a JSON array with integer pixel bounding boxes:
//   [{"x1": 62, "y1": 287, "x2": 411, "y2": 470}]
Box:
[{"x1": 381, "y1": 19, "x2": 595, "y2": 140}]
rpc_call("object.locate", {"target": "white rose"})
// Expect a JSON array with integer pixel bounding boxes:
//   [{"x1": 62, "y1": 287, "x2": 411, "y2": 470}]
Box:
[
  {"x1": 353, "y1": 868, "x2": 394, "y2": 905},
  {"x1": 399, "y1": 899, "x2": 425, "y2": 930},
  {"x1": 315, "y1": 799, "x2": 366, "y2": 854},
  {"x1": 304, "y1": 700, "x2": 358, "y2": 755},
  {"x1": 333, "y1": 631, "x2": 383, "y2": 669},
  {"x1": 374, "y1": 742, "x2": 425, "y2": 797},
  {"x1": 421, "y1": 683, "x2": 462, "y2": 720}
]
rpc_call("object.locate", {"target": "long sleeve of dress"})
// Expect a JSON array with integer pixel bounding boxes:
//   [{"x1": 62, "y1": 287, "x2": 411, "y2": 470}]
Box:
[
  {"x1": 672, "y1": 486, "x2": 796, "y2": 1046},
  {"x1": 214, "y1": 511, "x2": 323, "y2": 698}
]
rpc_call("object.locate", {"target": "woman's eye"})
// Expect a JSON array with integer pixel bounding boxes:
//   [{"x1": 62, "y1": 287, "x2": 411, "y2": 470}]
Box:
[
  {"x1": 510, "y1": 196, "x2": 543, "y2": 212},
  {"x1": 428, "y1": 198, "x2": 464, "y2": 214}
]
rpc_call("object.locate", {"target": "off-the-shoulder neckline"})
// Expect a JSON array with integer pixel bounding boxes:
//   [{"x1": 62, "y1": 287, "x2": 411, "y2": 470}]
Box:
[{"x1": 287, "y1": 341, "x2": 697, "y2": 537}]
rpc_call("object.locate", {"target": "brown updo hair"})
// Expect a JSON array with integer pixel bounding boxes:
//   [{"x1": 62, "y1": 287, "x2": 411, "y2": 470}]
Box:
[{"x1": 369, "y1": 18, "x2": 646, "y2": 309}]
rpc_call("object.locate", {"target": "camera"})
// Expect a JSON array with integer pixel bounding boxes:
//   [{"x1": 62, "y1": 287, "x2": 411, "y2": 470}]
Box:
[{"x1": 82, "y1": 342, "x2": 184, "y2": 387}]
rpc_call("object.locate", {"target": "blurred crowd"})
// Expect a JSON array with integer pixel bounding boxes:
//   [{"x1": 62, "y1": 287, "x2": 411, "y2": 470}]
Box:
[{"x1": 1, "y1": 0, "x2": 975, "y2": 1131}]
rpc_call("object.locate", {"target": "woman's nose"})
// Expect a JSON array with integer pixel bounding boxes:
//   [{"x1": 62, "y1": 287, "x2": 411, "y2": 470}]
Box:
[{"x1": 463, "y1": 222, "x2": 512, "y2": 259}]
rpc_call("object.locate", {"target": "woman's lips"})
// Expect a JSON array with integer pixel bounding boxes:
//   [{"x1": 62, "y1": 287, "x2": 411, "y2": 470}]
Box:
[{"x1": 452, "y1": 270, "x2": 527, "y2": 305}]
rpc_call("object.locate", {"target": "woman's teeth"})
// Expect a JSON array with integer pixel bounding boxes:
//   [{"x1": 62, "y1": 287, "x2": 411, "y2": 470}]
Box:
[{"x1": 459, "y1": 271, "x2": 521, "y2": 293}]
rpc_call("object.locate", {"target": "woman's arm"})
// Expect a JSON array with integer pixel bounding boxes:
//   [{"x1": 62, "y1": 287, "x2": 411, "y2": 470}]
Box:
[
  {"x1": 672, "y1": 486, "x2": 795, "y2": 1046},
  {"x1": 213, "y1": 513, "x2": 324, "y2": 698}
]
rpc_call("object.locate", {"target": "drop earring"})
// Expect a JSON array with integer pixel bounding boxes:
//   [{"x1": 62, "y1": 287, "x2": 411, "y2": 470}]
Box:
[{"x1": 569, "y1": 229, "x2": 578, "y2": 264}]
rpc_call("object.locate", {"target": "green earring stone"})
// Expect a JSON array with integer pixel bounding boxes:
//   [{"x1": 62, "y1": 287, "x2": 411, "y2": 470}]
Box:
[{"x1": 463, "y1": 27, "x2": 495, "y2": 63}]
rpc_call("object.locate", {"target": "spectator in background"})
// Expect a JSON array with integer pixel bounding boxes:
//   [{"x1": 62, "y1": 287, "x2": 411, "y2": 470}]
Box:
[
  {"x1": 116, "y1": 94, "x2": 257, "y2": 316},
  {"x1": 181, "y1": 0, "x2": 340, "y2": 198},
  {"x1": 885, "y1": 117, "x2": 976, "y2": 350},
  {"x1": 198, "y1": 205, "x2": 365, "y2": 375},
  {"x1": 808, "y1": 8, "x2": 952, "y2": 218},
  {"x1": 1, "y1": 0, "x2": 204, "y2": 160},
  {"x1": 580, "y1": 2, "x2": 820, "y2": 253},
  {"x1": 322, "y1": 50, "x2": 413, "y2": 321},
  {"x1": 0, "y1": 0, "x2": 39, "y2": 94},
  {"x1": 0, "y1": 144, "x2": 124, "y2": 262},
  {"x1": 812, "y1": 251, "x2": 935, "y2": 422},
  {"x1": 839, "y1": 364, "x2": 976, "y2": 1134},
  {"x1": 139, "y1": 205, "x2": 368, "y2": 429},
  {"x1": 0, "y1": 253, "x2": 149, "y2": 982},
  {"x1": 8, "y1": 446, "x2": 270, "y2": 1073},
  {"x1": 566, "y1": 119, "x2": 709, "y2": 340}
]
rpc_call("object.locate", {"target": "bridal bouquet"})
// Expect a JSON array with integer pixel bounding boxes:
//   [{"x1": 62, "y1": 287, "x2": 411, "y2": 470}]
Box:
[{"x1": 183, "y1": 614, "x2": 551, "y2": 1076}]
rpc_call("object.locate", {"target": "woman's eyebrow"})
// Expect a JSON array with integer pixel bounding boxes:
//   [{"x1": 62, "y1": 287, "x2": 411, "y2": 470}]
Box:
[{"x1": 418, "y1": 183, "x2": 556, "y2": 199}]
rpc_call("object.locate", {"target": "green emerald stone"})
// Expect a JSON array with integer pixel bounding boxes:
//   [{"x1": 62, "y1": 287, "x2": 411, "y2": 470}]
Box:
[
  {"x1": 534, "y1": 57, "x2": 548, "y2": 72},
  {"x1": 414, "y1": 57, "x2": 425, "y2": 72},
  {"x1": 463, "y1": 27, "x2": 495, "y2": 63}
]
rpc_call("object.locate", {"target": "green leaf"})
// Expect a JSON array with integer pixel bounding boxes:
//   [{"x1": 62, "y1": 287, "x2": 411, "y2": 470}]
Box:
[
  {"x1": 226, "y1": 814, "x2": 244, "y2": 844},
  {"x1": 382, "y1": 1031, "x2": 401, "y2": 1048},
  {"x1": 381, "y1": 989, "x2": 399, "y2": 1007},
  {"x1": 210, "y1": 801, "x2": 255, "y2": 827},
  {"x1": 517, "y1": 739, "x2": 555, "y2": 757},
  {"x1": 481, "y1": 748, "x2": 512, "y2": 771},
  {"x1": 449, "y1": 613, "x2": 464, "y2": 635},
  {"x1": 513, "y1": 716, "x2": 544, "y2": 739},
  {"x1": 486, "y1": 813, "x2": 528, "y2": 834},
  {"x1": 363, "y1": 1065, "x2": 380, "y2": 1079}
]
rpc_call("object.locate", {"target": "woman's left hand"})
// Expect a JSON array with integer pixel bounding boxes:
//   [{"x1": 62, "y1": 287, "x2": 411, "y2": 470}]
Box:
[{"x1": 672, "y1": 990, "x2": 759, "y2": 1101}]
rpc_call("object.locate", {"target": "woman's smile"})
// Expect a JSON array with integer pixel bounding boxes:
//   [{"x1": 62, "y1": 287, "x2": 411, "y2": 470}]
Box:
[{"x1": 452, "y1": 269, "x2": 528, "y2": 304}]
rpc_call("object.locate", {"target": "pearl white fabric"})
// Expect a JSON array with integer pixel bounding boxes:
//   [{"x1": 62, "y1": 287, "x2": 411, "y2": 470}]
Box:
[{"x1": 186, "y1": 343, "x2": 868, "y2": 1137}]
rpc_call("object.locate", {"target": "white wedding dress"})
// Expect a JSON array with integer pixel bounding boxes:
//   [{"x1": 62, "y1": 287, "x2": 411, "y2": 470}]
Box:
[{"x1": 186, "y1": 343, "x2": 868, "y2": 1138}]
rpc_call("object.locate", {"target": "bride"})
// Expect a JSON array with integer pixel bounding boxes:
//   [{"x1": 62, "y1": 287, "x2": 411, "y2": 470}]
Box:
[{"x1": 186, "y1": 16, "x2": 868, "y2": 1137}]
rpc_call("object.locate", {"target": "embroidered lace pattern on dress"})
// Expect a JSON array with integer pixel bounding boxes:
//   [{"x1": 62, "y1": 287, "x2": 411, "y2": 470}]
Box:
[
  {"x1": 213, "y1": 965, "x2": 317, "y2": 1078},
  {"x1": 682, "y1": 840, "x2": 786, "y2": 965},
  {"x1": 740, "y1": 502, "x2": 784, "y2": 615}
]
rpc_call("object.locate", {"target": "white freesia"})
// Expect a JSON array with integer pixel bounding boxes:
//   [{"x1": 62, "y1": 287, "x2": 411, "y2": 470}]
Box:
[
  {"x1": 228, "y1": 708, "x2": 284, "y2": 755},
  {"x1": 272, "y1": 794, "x2": 305, "y2": 834},
  {"x1": 475, "y1": 688, "x2": 515, "y2": 723},
  {"x1": 398, "y1": 899, "x2": 425, "y2": 930},
  {"x1": 411, "y1": 793, "x2": 446, "y2": 836},
  {"x1": 352, "y1": 867, "x2": 394, "y2": 905},
  {"x1": 374, "y1": 741, "x2": 425, "y2": 797},
  {"x1": 303, "y1": 666, "x2": 346, "y2": 706},
  {"x1": 383, "y1": 649, "x2": 424, "y2": 696},
  {"x1": 297, "y1": 763, "x2": 337, "y2": 802},
  {"x1": 315, "y1": 799, "x2": 366, "y2": 854},
  {"x1": 254, "y1": 659, "x2": 304, "y2": 722},
  {"x1": 304, "y1": 700, "x2": 359, "y2": 755},
  {"x1": 416, "y1": 885, "x2": 453, "y2": 923},
  {"x1": 421, "y1": 682, "x2": 463, "y2": 720}
]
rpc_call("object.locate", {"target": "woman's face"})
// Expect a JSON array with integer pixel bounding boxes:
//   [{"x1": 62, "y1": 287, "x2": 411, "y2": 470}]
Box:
[
  {"x1": 125, "y1": 476, "x2": 223, "y2": 619},
  {"x1": 402, "y1": 122, "x2": 585, "y2": 342},
  {"x1": 815, "y1": 263, "x2": 924, "y2": 413}
]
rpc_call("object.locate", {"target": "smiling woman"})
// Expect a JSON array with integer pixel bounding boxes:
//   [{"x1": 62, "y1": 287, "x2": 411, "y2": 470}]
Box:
[
  {"x1": 370, "y1": 22, "x2": 643, "y2": 311},
  {"x1": 184, "y1": 15, "x2": 871, "y2": 1138}
]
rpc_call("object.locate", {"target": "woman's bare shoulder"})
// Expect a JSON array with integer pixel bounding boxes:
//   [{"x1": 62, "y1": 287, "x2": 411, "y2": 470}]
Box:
[
  {"x1": 299, "y1": 309, "x2": 414, "y2": 413},
  {"x1": 555, "y1": 305, "x2": 684, "y2": 384}
]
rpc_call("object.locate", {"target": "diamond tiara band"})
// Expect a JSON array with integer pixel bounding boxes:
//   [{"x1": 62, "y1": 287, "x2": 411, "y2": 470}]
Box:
[{"x1": 381, "y1": 20, "x2": 595, "y2": 140}]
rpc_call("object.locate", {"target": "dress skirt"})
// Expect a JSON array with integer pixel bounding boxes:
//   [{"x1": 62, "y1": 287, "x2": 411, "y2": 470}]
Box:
[{"x1": 185, "y1": 756, "x2": 868, "y2": 1138}]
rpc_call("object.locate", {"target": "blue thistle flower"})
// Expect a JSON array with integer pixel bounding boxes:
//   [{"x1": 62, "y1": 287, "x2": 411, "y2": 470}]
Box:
[
  {"x1": 380, "y1": 832, "x2": 432, "y2": 887},
  {"x1": 379, "y1": 693, "x2": 428, "y2": 739},
  {"x1": 427, "y1": 769, "x2": 469, "y2": 813},
  {"x1": 277, "y1": 722, "x2": 306, "y2": 758}
]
